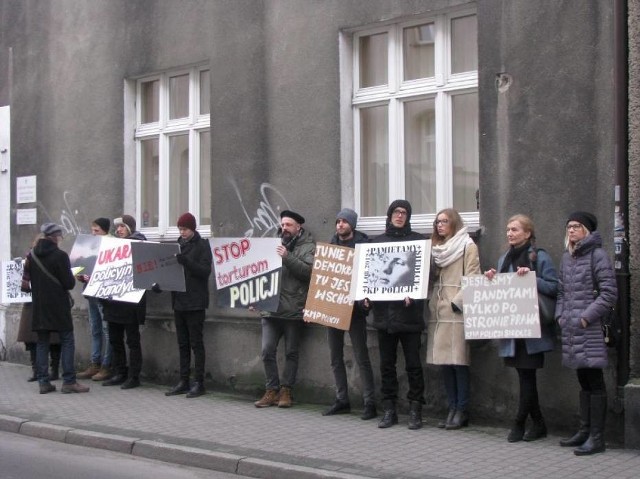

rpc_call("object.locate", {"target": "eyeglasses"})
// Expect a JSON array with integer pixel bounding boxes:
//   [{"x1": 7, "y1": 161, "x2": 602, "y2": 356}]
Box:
[
  {"x1": 436, "y1": 219, "x2": 449, "y2": 225},
  {"x1": 392, "y1": 209, "x2": 408, "y2": 217},
  {"x1": 566, "y1": 223, "x2": 583, "y2": 231}
]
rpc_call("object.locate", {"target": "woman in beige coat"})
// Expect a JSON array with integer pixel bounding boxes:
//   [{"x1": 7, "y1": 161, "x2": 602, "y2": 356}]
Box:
[{"x1": 427, "y1": 209, "x2": 480, "y2": 429}]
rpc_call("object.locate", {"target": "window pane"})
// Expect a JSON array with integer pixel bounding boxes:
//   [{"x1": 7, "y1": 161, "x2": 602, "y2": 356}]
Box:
[
  {"x1": 199, "y1": 131, "x2": 211, "y2": 225},
  {"x1": 199, "y1": 70, "x2": 210, "y2": 115},
  {"x1": 169, "y1": 74, "x2": 189, "y2": 119},
  {"x1": 141, "y1": 138, "x2": 159, "y2": 228},
  {"x1": 141, "y1": 80, "x2": 159, "y2": 123},
  {"x1": 403, "y1": 23, "x2": 435, "y2": 81},
  {"x1": 359, "y1": 32, "x2": 388, "y2": 88},
  {"x1": 404, "y1": 98, "x2": 436, "y2": 214},
  {"x1": 452, "y1": 93, "x2": 479, "y2": 211},
  {"x1": 451, "y1": 15, "x2": 477, "y2": 74},
  {"x1": 359, "y1": 105, "x2": 388, "y2": 216},
  {"x1": 169, "y1": 134, "x2": 189, "y2": 223}
]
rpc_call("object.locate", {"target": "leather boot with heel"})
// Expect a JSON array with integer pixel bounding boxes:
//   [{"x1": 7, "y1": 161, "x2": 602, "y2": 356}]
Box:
[
  {"x1": 446, "y1": 410, "x2": 469, "y2": 430},
  {"x1": 574, "y1": 393, "x2": 606, "y2": 456},
  {"x1": 560, "y1": 391, "x2": 590, "y2": 447}
]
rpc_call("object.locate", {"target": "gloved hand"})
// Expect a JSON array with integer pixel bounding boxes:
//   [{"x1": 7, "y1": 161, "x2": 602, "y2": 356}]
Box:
[
  {"x1": 175, "y1": 253, "x2": 187, "y2": 265},
  {"x1": 151, "y1": 283, "x2": 162, "y2": 293}
]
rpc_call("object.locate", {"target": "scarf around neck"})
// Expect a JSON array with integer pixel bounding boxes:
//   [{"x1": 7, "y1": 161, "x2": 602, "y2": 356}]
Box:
[
  {"x1": 432, "y1": 227, "x2": 471, "y2": 268},
  {"x1": 500, "y1": 241, "x2": 531, "y2": 273}
]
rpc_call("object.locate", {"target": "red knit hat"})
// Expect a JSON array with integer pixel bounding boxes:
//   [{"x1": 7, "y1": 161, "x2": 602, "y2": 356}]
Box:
[{"x1": 177, "y1": 212, "x2": 197, "y2": 231}]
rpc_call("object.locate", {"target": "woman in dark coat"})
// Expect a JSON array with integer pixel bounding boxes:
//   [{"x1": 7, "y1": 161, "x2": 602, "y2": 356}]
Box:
[{"x1": 556, "y1": 212, "x2": 617, "y2": 456}]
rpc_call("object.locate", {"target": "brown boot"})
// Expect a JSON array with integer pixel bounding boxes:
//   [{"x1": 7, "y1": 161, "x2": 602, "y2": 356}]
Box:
[
  {"x1": 91, "y1": 367, "x2": 113, "y2": 381},
  {"x1": 254, "y1": 389, "x2": 279, "y2": 408},
  {"x1": 61, "y1": 382, "x2": 90, "y2": 394},
  {"x1": 278, "y1": 386, "x2": 292, "y2": 408},
  {"x1": 77, "y1": 363, "x2": 100, "y2": 379}
]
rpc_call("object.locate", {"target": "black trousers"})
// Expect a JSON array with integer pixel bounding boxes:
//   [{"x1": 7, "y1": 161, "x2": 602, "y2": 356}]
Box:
[
  {"x1": 108, "y1": 321, "x2": 142, "y2": 378},
  {"x1": 577, "y1": 368, "x2": 606, "y2": 395},
  {"x1": 377, "y1": 330, "x2": 425, "y2": 403},
  {"x1": 174, "y1": 310, "x2": 206, "y2": 382}
]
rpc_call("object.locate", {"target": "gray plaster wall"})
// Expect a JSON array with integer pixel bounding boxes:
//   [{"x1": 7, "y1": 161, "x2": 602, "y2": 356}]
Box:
[{"x1": 0, "y1": 0, "x2": 627, "y2": 442}]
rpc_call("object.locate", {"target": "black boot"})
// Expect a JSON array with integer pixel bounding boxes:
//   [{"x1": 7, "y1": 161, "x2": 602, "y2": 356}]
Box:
[
  {"x1": 574, "y1": 393, "x2": 606, "y2": 456},
  {"x1": 186, "y1": 381, "x2": 206, "y2": 398},
  {"x1": 560, "y1": 390, "x2": 590, "y2": 447},
  {"x1": 165, "y1": 379, "x2": 190, "y2": 396},
  {"x1": 28, "y1": 348, "x2": 38, "y2": 382},
  {"x1": 49, "y1": 345, "x2": 61, "y2": 381},
  {"x1": 446, "y1": 409, "x2": 469, "y2": 430},
  {"x1": 102, "y1": 373, "x2": 127, "y2": 386},
  {"x1": 438, "y1": 408, "x2": 456, "y2": 429},
  {"x1": 523, "y1": 399, "x2": 547, "y2": 441},
  {"x1": 378, "y1": 400, "x2": 398, "y2": 429},
  {"x1": 408, "y1": 401, "x2": 423, "y2": 430}
]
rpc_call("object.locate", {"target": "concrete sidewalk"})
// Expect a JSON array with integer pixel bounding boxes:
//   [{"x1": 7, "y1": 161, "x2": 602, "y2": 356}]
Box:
[{"x1": 0, "y1": 362, "x2": 638, "y2": 479}]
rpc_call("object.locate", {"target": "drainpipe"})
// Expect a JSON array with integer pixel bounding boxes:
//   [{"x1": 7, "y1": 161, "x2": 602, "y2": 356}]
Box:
[{"x1": 613, "y1": 0, "x2": 629, "y2": 404}]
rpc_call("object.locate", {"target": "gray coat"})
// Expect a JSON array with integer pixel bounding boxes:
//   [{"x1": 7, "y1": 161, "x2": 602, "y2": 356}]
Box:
[{"x1": 556, "y1": 231, "x2": 617, "y2": 369}]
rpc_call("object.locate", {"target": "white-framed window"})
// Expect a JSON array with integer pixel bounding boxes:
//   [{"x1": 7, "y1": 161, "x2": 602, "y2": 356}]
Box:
[
  {"x1": 345, "y1": 9, "x2": 478, "y2": 232},
  {"x1": 133, "y1": 66, "x2": 211, "y2": 239}
]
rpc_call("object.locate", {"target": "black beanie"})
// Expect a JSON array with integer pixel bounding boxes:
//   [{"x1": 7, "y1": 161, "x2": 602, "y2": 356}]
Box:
[
  {"x1": 93, "y1": 217, "x2": 111, "y2": 234},
  {"x1": 386, "y1": 200, "x2": 412, "y2": 222},
  {"x1": 567, "y1": 211, "x2": 598, "y2": 232}
]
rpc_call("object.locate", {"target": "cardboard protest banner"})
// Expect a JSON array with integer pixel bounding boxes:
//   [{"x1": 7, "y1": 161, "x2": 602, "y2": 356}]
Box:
[
  {"x1": 69, "y1": 234, "x2": 102, "y2": 277},
  {"x1": 131, "y1": 242, "x2": 186, "y2": 292},
  {"x1": 1, "y1": 259, "x2": 31, "y2": 303},
  {"x1": 82, "y1": 236, "x2": 146, "y2": 303},
  {"x1": 211, "y1": 237, "x2": 282, "y2": 311},
  {"x1": 462, "y1": 272, "x2": 541, "y2": 340},
  {"x1": 351, "y1": 239, "x2": 430, "y2": 301},
  {"x1": 303, "y1": 242, "x2": 355, "y2": 330}
]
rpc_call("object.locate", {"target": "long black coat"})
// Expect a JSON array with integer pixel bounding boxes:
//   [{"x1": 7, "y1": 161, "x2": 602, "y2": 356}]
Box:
[
  {"x1": 171, "y1": 231, "x2": 213, "y2": 311},
  {"x1": 27, "y1": 238, "x2": 76, "y2": 332}
]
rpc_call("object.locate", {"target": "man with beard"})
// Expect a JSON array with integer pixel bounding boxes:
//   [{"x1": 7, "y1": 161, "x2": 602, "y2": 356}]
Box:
[
  {"x1": 254, "y1": 210, "x2": 315, "y2": 409},
  {"x1": 365, "y1": 200, "x2": 426, "y2": 430},
  {"x1": 321, "y1": 208, "x2": 377, "y2": 420}
]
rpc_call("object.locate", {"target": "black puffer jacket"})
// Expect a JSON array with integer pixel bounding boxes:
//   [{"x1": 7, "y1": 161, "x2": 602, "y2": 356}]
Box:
[
  {"x1": 171, "y1": 231, "x2": 213, "y2": 311},
  {"x1": 28, "y1": 238, "x2": 76, "y2": 332}
]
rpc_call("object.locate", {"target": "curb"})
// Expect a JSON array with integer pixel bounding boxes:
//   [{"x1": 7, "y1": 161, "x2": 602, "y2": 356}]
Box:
[{"x1": 0, "y1": 414, "x2": 374, "y2": 479}]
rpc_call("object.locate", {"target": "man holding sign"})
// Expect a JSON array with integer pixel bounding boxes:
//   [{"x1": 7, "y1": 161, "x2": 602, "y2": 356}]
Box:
[
  {"x1": 254, "y1": 210, "x2": 315, "y2": 409},
  {"x1": 321, "y1": 208, "x2": 376, "y2": 420}
]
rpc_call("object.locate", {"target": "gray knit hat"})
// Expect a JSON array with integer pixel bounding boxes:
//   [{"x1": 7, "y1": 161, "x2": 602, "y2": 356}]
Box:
[{"x1": 336, "y1": 208, "x2": 358, "y2": 230}]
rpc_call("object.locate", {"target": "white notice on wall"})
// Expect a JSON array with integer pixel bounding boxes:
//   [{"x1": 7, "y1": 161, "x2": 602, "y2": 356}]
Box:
[
  {"x1": 16, "y1": 175, "x2": 37, "y2": 203},
  {"x1": 16, "y1": 208, "x2": 37, "y2": 225}
]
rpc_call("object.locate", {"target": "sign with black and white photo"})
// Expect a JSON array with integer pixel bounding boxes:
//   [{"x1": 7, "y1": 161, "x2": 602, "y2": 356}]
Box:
[
  {"x1": 69, "y1": 234, "x2": 102, "y2": 277},
  {"x1": 461, "y1": 272, "x2": 541, "y2": 340},
  {"x1": 131, "y1": 241, "x2": 186, "y2": 292},
  {"x1": 1, "y1": 259, "x2": 31, "y2": 303},
  {"x1": 351, "y1": 240, "x2": 430, "y2": 301},
  {"x1": 211, "y1": 238, "x2": 282, "y2": 311},
  {"x1": 82, "y1": 236, "x2": 146, "y2": 303},
  {"x1": 303, "y1": 242, "x2": 354, "y2": 330}
]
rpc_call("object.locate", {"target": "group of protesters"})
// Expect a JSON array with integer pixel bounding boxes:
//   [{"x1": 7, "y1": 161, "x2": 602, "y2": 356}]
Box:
[{"x1": 19, "y1": 198, "x2": 616, "y2": 457}]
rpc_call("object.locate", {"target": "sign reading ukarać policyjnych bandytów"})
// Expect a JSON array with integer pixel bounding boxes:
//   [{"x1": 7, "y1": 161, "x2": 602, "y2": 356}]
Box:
[
  {"x1": 462, "y1": 272, "x2": 541, "y2": 340},
  {"x1": 211, "y1": 238, "x2": 282, "y2": 311}
]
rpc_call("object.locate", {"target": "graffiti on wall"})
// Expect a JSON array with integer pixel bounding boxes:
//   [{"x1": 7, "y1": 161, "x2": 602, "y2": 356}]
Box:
[
  {"x1": 31, "y1": 191, "x2": 87, "y2": 237},
  {"x1": 228, "y1": 178, "x2": 291, "y2": 238}
]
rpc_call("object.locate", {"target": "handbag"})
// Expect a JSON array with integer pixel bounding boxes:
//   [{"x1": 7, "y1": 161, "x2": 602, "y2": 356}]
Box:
[
  {"x1": 590, "y1": 249, "x2": 618, "y2": 348},
  {"x1": 29, "y1": 252, "x2": 75, "y2": 308},
  {"x1": 537, "y1": 292, "x2": 557, "y2": 326}
]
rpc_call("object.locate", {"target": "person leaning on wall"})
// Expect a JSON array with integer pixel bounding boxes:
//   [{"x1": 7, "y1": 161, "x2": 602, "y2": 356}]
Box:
[
  {"x1": 556, "y1": 212, "x2": 617, "y2": 456},
  {"x1": 427, "y1": 208, "x2": 481, "y2": 430},
  {"x1": 485, "y1": 214, "x2": 558, "y2": 443}
]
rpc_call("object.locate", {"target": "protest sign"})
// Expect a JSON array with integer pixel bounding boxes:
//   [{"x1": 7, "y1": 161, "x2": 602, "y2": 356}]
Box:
[
  {"x1": 82, "y1": 236, "x2": 146, "y2": 303},
  {"x1": 131, "y1": 242, "x2": 186, "y2": 292},
  {"x1": 69, "y1": 234, "x2": 102, "y2": 277},
  {"x1": 303, "y1": 242, "x2": 354, "y2": 330},
  {"x1": 1, "y1": 259, "x2": 31, "y2": 303},
  {"x1": 462, "y1": 272, "x2": 541, "y2": 340},
  {"x1": 351, "y1": 240, "x2": 430, "y2": 301},
  {"x1": 211, "y1": 237, "x2": 282, "y2": 311}
]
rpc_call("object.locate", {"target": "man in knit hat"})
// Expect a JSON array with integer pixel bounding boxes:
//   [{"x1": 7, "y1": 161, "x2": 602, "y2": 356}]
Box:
[
  {"x1": 164, "y1": 212, "x2": 213, "y2": 399},
  {"x1": 254, "y1": 209, "x2": 315, "y2": 408},
  {"x1": 322, "y1": 208, "x2": 377, "y2": 420},
  {"x1": 77, "y1": 218, "x2": 113, "y2": 381},
  {"x1": 101, "y1": 214, "x2": 147, "y2": 390},
  {"x1": 366, "y1": 199, "x2": 426, "y2": 430}
]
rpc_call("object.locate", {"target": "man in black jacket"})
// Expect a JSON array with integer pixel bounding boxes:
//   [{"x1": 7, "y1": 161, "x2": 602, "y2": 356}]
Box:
[
  {"x1": 165, "y1": 212, "x2": 213, "y2": 399},
  {"x1": 366, "y1": 200, "x2": 426, "y2": 430},
  {"x1": 322, "y1": 208, "x2": 376, "y2": 420}
]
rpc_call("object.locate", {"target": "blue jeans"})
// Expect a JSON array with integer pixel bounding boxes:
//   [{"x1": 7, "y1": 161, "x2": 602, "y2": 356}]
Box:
[
  {"x1": 261, "y1": 317, "x2": 303, "y2": 390},
  {"x1": 88, "y1": 297, "x2": 111, "y2": 367},
  {"x1": 442, "y1": 365, "x2": 470, "y2": 411},
  {"x1": 37, "y1": 330, "x2": 76, "y2": 385},
  {"x1": 327, "y1": 317, "x2": 375, "y2": 405}
]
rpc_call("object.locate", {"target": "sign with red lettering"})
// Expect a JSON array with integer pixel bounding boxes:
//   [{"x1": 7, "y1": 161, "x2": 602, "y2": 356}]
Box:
[
  {"x1": 131, "y1": 242, "x2": 186, "y2": 292},
  {"x1": 83, "y1": 236, "x2": 145, "y2": 303},
  {"x1": 303, "y1": 243, "x2": 354, "y2": 330},
  {"x1": 210, "y1": 237, "x2": 282, "y2": 311}
]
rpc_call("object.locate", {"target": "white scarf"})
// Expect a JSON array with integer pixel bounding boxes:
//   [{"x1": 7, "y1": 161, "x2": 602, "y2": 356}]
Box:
[{"x1": 432, "y1": 227, "x2": 472, "y2": 268}]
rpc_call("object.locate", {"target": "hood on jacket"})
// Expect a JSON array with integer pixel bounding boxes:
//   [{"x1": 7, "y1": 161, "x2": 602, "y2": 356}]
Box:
[{"x1": 33, "y1": 237, "x2": 59, "y2": 257}]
